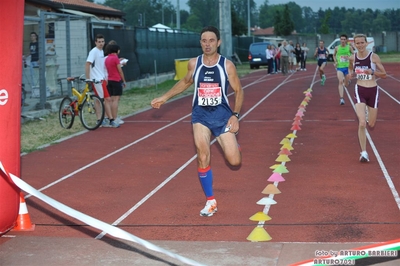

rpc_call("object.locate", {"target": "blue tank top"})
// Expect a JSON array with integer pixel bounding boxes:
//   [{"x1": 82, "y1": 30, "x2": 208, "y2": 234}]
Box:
[
  {"x1": 191, "y1": 55, "x2": 232, "y2": 117},
  {"x1": 317, "y1": 47, "x2": 327, "y2": 60}
]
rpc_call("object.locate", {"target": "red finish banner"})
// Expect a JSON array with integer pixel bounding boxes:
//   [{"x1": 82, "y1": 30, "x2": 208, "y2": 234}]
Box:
[{"x1": 0, "y1": 0, "x2": 24, "y2": 234}]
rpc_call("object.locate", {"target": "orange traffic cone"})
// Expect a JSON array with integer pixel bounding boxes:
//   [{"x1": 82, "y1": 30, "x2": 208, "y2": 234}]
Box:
[{"x1": 13, "y1": 192, "x2": 35, "y2": 231}]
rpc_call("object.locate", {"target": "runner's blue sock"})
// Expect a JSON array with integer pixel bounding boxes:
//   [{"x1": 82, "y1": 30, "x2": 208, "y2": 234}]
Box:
[{"x1": 198, "y1": 166, "x2": 214, "y2": 200}]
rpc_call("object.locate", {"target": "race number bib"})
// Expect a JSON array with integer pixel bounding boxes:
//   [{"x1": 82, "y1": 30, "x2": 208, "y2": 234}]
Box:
[
  {"x1": 198, "y1": 83, "x2": 222, "y2": 106},
  {"x1": 356, "y1": 74, "x2": 373, "y2": 80},
  {"x1": 355, "y1": 67, "x2": 372, "y2": 81},
  {"x1": 318, "y1": 54, "x2": 326, "y2": 59},
  {"x1": 339, "y1": 55, "x2": 349, "y2": 62}
]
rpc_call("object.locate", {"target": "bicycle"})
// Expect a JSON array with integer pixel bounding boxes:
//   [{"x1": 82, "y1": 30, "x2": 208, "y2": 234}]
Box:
[{"x1": 58, "y1": 75, "x2": 105, "y2": 130}]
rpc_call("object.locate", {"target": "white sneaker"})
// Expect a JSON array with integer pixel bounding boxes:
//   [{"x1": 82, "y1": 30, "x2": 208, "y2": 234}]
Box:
[
  {"x1": 101, "y1": 118, "x2": 110, "y2": 127},
  {"x1": 340, "y1": 98, "x2": 345, "y2": 105},
  {"x1": 115, "y1": 117, "x2": 124, "y2": 124},
  {"x1": 359, "y1": 151, "x2": 369, "y2": 162},
  {"x1": 200, "y1": 199, "x2": 217, "y2": 217}
]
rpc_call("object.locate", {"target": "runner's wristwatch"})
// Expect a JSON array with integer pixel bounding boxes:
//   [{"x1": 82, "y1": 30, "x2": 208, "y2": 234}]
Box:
[{"x1": 232, "y1": 112, "x2": 240, "y2": 119}]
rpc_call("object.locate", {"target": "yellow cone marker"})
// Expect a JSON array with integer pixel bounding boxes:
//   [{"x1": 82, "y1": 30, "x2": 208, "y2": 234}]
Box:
[
  {"x1": 269, "y1": 164, "x2": 281, "y2": 170},
  {"x1": 279, "y1": 138, "x2": 290, "y2": 145},
  {"x1": 286, "y1": 133, "x2": 297, "y2": 138},
  {"x1": 249, "y1": 212, "x2": 272, "y2": 222},
  {"x1": 281, "y1": 143, "x2": 294, "y2": 151},
  {"x1": 247, "y1": 226, "x2": 272, "y2": 242},
  {"x1": 275, "y1": 154, "x2": 291, "y2": 162}
]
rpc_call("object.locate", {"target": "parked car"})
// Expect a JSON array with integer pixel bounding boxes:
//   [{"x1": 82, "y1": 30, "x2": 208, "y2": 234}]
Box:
[
  {"x1": 248, "y1": 42, "x2": 274, "y2": 69},
  {"x1": 326, "y1": 37, "x2": 375, "y2": 61}
]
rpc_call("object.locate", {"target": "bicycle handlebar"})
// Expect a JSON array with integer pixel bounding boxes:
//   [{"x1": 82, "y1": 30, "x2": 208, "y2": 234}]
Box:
[{"x1": 66, "y1": 77, "x2": 101, "y2": 84}]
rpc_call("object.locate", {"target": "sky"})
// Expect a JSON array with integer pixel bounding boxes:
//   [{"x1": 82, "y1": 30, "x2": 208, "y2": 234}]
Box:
[{"x1": 180, "y1": 0, "x2": 399, "y2": 11}]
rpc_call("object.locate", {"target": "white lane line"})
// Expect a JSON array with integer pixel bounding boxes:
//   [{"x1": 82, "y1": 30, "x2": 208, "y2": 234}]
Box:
[
  {"x1": 95, "y1": 74, "x2": 314, "y2": 239},
  {"x1": 261, "y1": 65, "x2": 320, "y2": 221},
  {"x1": 26, "y1": 74, "x2": 271, "y2": 199},
  {"x1": 344, "y1": 85, "x2": 400, "y2": 211},
  {"x1": 95, "y1": 153, "x2": 198, "y2": 239},
  {"x1": 379, "y1": 87, "x2": 400, "y2": 104},
  {"x1": 25, "y1": 114, "x2": 191, "y2": 199}
]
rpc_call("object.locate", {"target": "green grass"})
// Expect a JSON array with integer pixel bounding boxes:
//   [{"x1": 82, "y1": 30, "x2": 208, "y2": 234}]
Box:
[{"x1": 21, "y1": 80, "x2": 195, "y2": 154}]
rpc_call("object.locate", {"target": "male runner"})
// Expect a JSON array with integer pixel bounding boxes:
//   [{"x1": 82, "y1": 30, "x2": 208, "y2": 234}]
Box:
[
  {"x1": 334, "y1": 34, "x2": 354, "y2": 105},
  {"x1": 314, "y1": 40, "x2": 329, "y2": 85}
]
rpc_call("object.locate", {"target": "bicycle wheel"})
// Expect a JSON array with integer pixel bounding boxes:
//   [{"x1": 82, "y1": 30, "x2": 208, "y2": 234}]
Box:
[
  {"x1": 79, "y1": 94, "x2": 104, "y2": 130},
  {"x1": 58, "y1": 97, "x2": 75, "y2": 129}
]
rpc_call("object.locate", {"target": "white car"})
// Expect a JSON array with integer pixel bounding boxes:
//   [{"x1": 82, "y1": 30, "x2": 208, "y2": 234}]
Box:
[{"x1": 326, "y1": 37, "x2": 375, "y2": 61}]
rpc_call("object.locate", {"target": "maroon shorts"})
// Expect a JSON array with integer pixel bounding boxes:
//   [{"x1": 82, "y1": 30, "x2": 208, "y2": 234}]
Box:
[{"x1": 353, "y1": 84, "x2": 379, "y2": 108}]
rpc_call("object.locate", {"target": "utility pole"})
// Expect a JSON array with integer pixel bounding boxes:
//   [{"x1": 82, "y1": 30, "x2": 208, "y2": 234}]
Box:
[
  {"x1": 219, "y1": 0, "x2": 232, "y2": 58},
  {"x1": 177, "y1": 0, "x2": 180, "y2": 29},
  {"x1": 247, "y1": 0, "x2": 250, "y2": 36}
]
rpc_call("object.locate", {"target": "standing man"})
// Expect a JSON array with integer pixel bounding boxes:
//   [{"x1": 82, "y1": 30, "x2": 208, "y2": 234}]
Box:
[
  {"x1": 85, "y1": 34, "x2": 117, "y2": 127},
  {"x1": 347, "y1": 34, "x2": 386, "y2": 162},
  {"x1": 151, "y1": 26, "x2": 244, "y2": 217},
  {"x1": 314, "y1": 40, "x2": 329, "y2": 85},
  {"x1": 334, "y1": 34, "x2": 354, "y2": 105},
  {"x1": 275, "y1": 40, "x2": 289, "y2": 75}
]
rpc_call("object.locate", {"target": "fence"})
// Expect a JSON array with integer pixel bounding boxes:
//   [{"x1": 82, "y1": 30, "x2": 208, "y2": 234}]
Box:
[
  {"x1": 23, "y1": 12, "x2": 89, "y2": 110},
  {"x1": 23, "y1": 11, "x2": 399, "y2": 112}
]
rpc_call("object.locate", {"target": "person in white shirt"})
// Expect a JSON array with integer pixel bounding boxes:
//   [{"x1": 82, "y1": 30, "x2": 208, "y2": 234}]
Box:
[
  {"x1": 266, "y1": 44, "x2": 274, "y2": 74},
  {"x1": 85, "y1": 34, "x2": 118, "y2": 127}
]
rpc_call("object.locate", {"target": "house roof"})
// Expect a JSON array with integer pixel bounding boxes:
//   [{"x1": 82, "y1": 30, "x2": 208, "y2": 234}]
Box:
[
  {"x1": 252, "y1": 26, "x2": 275, "y2": 36},
  {"x1": 251, "y1": 26, "x2": 297, "y2": 36},
  {"x1": 28, "y1": 0, "x2": 124, "y2": 17}
]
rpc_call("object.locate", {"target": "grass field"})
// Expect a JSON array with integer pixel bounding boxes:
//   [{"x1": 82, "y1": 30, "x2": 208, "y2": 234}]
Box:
[{"x1": 21, "y1": 53, "x2": 398, "y2": 154}]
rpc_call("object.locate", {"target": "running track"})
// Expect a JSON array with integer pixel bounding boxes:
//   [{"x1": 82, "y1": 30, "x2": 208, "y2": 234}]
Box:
[{"x1": 12, "y1": 63, "x2": 400, "y2": 246}]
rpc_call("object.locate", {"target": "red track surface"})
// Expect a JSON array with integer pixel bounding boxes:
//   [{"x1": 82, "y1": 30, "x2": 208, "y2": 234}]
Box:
[{"x1": 13, "y1": 63, "x2": 400, "y2": 244}]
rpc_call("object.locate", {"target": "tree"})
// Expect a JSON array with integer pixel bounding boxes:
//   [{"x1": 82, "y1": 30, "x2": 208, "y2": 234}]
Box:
[
  {"x1": 277, "y1": 4, "x2": 294, "y2": 36},
  {"x1": 319, "y1": 9, "x2": 331, "y2": 34},
  {"x1": 231, "y1": 7, "x2": 247, "y2": 35},
  {"x1": 104, "y1": 0, "x2": 176, "y2": 28},
  {"x1": 273, "y1": 10, "x2": 282, "y2": 36},
  {"x1": 372, "y1": 14, "x2": 391, "y2": 32},
  {"x1": 186, "y1": 0, "x2": 219, "y2": 31},
  {"x1": 231, "y1": 0, "x2": 257, "y2": 27}
]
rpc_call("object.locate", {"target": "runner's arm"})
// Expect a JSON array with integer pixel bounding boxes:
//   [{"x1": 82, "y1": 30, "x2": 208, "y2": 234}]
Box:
[
  {"x1": 371, "y1": 54, "x2": 387, "y2": 79},
  {"x1": 225, "y1": 59, "x2": 244, "y2": 133},
  {"x1": 333, "y1": 47, "x2": 338, "y2": 66},
  {"x1": 151, "y1": 58, "x2": 195, "y2": 109}
]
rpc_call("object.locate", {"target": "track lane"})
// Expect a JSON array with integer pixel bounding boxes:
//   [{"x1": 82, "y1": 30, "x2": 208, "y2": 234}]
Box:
[{"x1": 17, "y1": 63, "x2": 400, "y2": 244}]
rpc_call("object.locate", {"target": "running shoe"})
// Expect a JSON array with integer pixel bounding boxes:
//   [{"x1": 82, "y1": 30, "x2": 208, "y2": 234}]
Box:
[
  {"x1": 340, "y1": 98, "x2": 345, "y2": 105},
  {"x1": 359, "y1": 151, "x2": 369, "y2": 162},
  {"x1": 200, "y1": 199, "x2": 217, "y2": 217},
  {"x1": 101, "y1": 118, "x2": 110, "y2": 127},
  {"x1": 115, "y1": 117, "x2": 124, "y2": 125},
  {"x1": 110, "y1": 120, "x2": 120, "y2": 128},
  {"x1": 321, "y1": 75, "x2": 326, "y2": 85},
  {"x1": 110, "y1": 120, "x2": 119, "y2": 128}
]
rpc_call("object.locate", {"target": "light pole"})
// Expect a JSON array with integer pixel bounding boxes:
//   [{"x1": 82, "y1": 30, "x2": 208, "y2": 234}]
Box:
[{"x1": 247, "y1": 0, "x2": 250, "y2": 36}]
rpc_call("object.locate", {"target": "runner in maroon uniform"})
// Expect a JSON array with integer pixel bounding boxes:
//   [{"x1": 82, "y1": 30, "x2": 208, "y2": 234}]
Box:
[{"x1": 347, "y1": 34, "x2": 387, "y2": 162}]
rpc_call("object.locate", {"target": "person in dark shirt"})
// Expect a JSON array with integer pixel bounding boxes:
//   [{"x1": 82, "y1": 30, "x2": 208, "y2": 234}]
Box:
[{"x1": 28, "y1": 32, "x2": 39, "y2": 87}]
